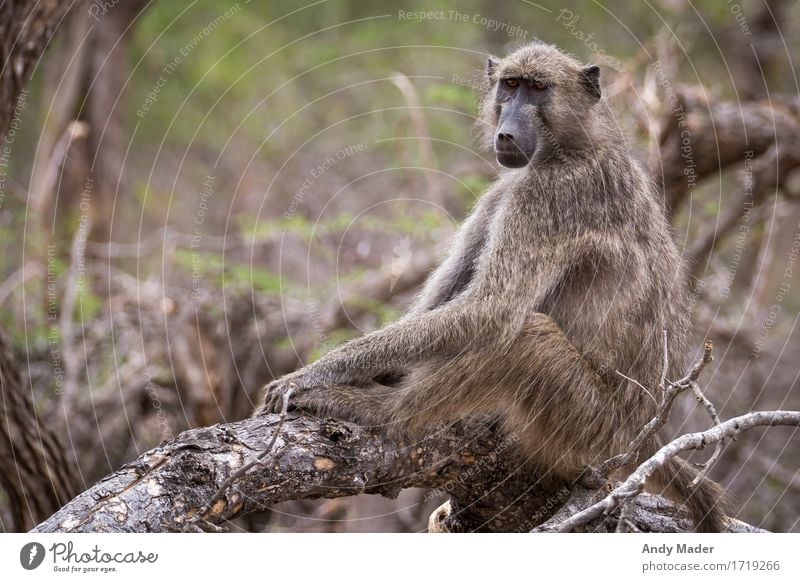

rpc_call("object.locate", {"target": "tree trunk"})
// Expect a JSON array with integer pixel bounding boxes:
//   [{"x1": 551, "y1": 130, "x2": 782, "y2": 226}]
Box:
[
  {"x1": 0, "y1": 0, "x2": 80, "y2": 533},
  {"x1": 0, "y1": 327, "x2": 80, "y2": 531},
  {"x1": 83, "y1": 0, "x2": 149, "y2": 242},
  {"x1": 0, "y1": 0, "x2": 71, "y2": 135}
]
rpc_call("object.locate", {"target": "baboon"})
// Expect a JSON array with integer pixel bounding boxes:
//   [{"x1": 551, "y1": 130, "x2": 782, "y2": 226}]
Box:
[{"x1": 261, "y1": 41, "x2": 728, "y2": 531}]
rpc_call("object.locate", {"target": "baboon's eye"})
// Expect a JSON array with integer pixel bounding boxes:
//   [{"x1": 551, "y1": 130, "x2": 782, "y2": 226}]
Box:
[
  {"x1": 528, "y1": 80, "x2": 547, "y2": 91},
  {"x1": 502, "y1": 78, "x2": 519, "y2": 89}
]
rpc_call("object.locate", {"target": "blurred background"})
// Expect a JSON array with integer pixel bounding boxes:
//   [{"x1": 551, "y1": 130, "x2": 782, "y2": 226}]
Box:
[{"x1": 0, "y1": 0, "x2": 798, "y2": 532}]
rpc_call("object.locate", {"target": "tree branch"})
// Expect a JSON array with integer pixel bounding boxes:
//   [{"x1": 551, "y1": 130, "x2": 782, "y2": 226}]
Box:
[
  {"x1": 32, "y1": 414, "x2": 568, "y2": 532},
  {"x1": 535, "y1": 411, "x2": 800, "y2": 533},
  {"x1": 32, "y1": 404, "x2": 782, "y2": 533}
]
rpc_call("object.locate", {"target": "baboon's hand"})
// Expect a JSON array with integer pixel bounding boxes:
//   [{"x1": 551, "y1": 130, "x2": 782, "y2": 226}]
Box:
[
  {"x1": 260, "y1": 369, "x2": 332, "y2": 415},
  {"x1": 261, "y1": 375, "x2": 300, "y2": 414}
]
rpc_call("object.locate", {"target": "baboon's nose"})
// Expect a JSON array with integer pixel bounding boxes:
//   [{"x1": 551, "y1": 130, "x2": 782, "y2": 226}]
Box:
[{"x1": 497, "y1": 132, "x2": 515, "y2": 143}]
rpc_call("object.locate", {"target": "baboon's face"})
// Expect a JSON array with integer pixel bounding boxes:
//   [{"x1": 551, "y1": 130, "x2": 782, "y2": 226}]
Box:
[
  {"x1": 492, "y1": 74, "x2": 549, "y2": 168},
  {"x1": 487, "y1": 44, "x2": 601, "y2": 168}
]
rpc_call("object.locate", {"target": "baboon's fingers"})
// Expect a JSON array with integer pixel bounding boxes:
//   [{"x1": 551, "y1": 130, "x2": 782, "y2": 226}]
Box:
[{"x1": 262, "y1": 381, "x2": 291, "y2": 414}]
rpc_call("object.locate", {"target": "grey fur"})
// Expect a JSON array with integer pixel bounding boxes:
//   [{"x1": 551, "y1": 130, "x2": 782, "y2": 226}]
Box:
[{"x1": 260, "y1": 42, "x2": 728, "y2": 531}]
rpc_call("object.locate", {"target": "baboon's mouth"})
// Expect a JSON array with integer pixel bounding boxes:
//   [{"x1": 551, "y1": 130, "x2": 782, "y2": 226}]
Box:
[{"x1": 495, "y1": 148, "x2": 531, "y2": 168}]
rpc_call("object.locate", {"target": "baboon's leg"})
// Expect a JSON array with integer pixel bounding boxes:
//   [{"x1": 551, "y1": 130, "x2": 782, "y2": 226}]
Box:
[
  {"x1": 500, "y1": 313, "x2": 646, "y2": 474},
  {"x1": 293, "y1": 313, "x2": 634, "y2": 475}
]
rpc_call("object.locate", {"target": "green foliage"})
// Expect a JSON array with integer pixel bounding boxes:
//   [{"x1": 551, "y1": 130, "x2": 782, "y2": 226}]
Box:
[
  {"x1": 228, "y1": 264, "x2": 286, "y2": 295},
  {"x1": 173, "y1": 248, "x2": 295, "y2": 296},
  {"x1": 74, "y1": 286, "x2": 103, "y2": 323},
  {"x1": 238, "y1": 214, "x2": 315, "y2": 242},
  {"x1": 425, "y1": 84, "x2": 476, "y2": 113},
  {"x1": 459, "y1": 174, "x2": 490, "y2": 205}
]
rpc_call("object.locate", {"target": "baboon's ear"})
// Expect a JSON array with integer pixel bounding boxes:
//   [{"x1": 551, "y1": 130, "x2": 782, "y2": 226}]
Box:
[
  {"x1": 581, "y1": 64, "x2": 601, "y2": 102},
  {"x1": 487, "y1": 57, "x2": 498, "y2": 78}
]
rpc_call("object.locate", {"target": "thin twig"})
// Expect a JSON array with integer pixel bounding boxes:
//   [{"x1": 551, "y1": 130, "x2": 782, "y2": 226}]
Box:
[
  {"x1": 690, "y1": 379, "x2": 722, "y2": 430},
  {"x1": 0, "y1": 263, "x2": 42, "y2": 306},
  {"x1": 390, "y1": 72, "x2": 441, "y2": 204},
  {"x1": 615, "y1": 370, "x2": 658, "y2": 406},
  {"x1": 601, "y1": 342, "x2": 714, "y2": 475},
  {"x1": 659, "y1": 329, "x2": 669, "y2": 390},
  {"x1": 84, "y1": 226, "x2": 242, "y2": 258},
  {"x1": 689, "y1": 380, "x2": 725, "y2": 486},
  {"x1": 684, "y1": 340, "x2": 714, "y2": 384}
]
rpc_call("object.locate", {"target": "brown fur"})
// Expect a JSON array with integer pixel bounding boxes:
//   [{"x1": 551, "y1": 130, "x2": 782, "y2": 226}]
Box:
[{"x1": 261, "y1": 41, "x2": 729, "y2": 532}]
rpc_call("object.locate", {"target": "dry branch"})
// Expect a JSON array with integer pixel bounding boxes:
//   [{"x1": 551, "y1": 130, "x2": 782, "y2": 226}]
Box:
[
  {"x1": 603, "y1": 340, "x2": 714, "y2": 476},
  {"x1": 32, "y1": 405, "x2": 778, "y2": 534},
  {"x1": 535, "y1": 410, "x2": 800, "y2": 533},
  {"x1": 32, "y1": 414, "x2": 566, "y2": 532}
]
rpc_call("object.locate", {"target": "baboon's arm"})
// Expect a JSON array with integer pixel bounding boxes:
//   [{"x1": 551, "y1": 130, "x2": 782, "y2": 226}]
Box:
[
  {"x1": 295, "y1": 297, "x2": 516, "y2": 386},
  {"x1": 261, "y1": 234, "x2": 641, "y2": 415},
  {"x1": 266, "y1": 232, "x2": 637, "y2": 396},
  {"x1": 405, "y1": 189, "x2": 501, "y2": 316},
  {"x1": 286, "y1": 256, "x2": 572, "y2": 388},
  {"x1": 259, "y1": 298, "x2": 513, "y2": 413}
]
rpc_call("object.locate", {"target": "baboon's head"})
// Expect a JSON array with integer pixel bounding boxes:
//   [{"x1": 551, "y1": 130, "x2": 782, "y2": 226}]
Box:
[{"x1": 483, "y1": 42, "x2": 602, "y2": 168}]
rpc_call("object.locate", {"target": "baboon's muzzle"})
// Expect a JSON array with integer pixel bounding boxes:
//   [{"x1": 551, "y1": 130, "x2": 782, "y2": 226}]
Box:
[{"x1": 494, "y1": 101, "x2": 537, "y2": 168}]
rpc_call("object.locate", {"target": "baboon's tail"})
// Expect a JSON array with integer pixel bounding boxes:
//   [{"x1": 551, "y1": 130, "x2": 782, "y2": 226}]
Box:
[{"x1": 650, "y1": 454, "x2": 731, "y2": 532}]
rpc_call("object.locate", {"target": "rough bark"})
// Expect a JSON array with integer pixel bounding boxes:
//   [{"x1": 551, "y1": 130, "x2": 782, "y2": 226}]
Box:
[
  {"x1": 32, "y1": 414, "x2": 563, "y2": 532},
  {"x1": 33, "y1": 411, "x2": 762, "y2": 533},
  {"x1": 0, "y1": 327, "x2": 81, "y2": 531},
  {"x1": 0, "y1": 0, "x2": 72, "y2": 135}
]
